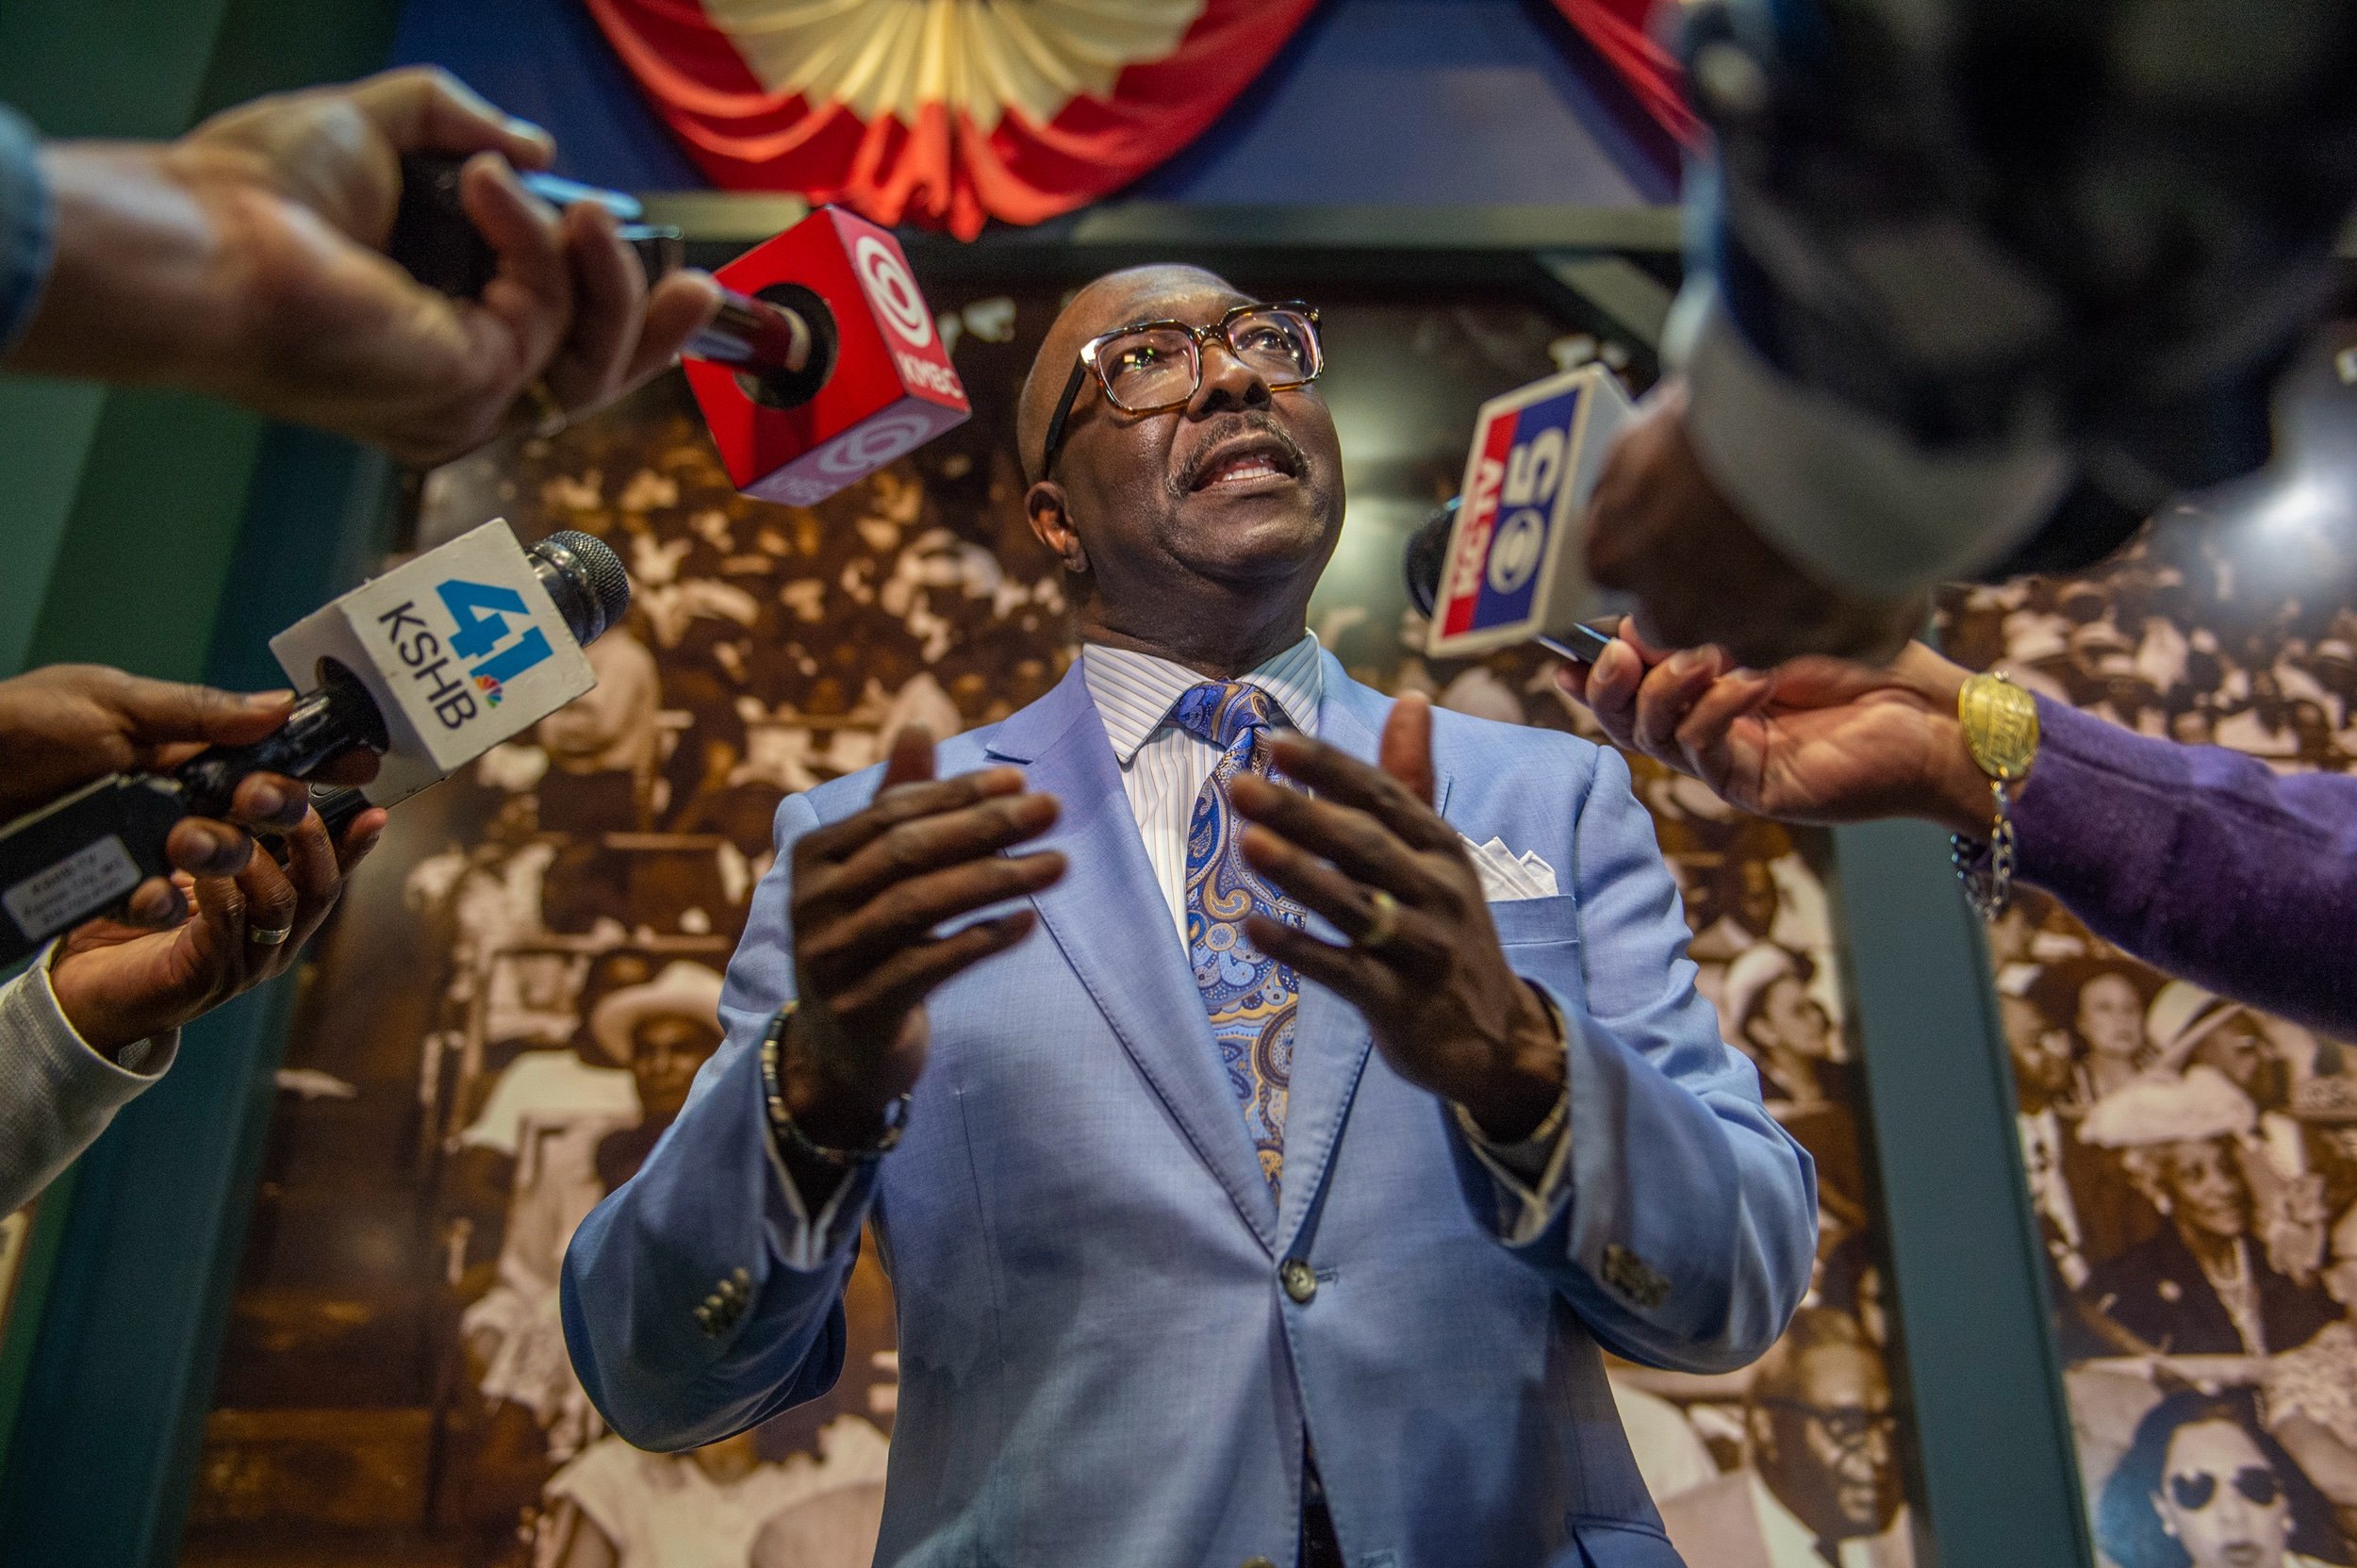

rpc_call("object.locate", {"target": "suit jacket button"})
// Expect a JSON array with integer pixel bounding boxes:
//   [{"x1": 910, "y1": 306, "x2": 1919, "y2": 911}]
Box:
[
  {"x1": 1279, "y1": 1259, "x2": 1317, "y2": 1304},
  {"x1": 1243, "y1": 1558, "x2": 1279, "y2": 1568}
]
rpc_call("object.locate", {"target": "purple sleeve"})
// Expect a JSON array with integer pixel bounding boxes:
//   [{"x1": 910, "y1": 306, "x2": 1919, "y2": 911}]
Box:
[{"x1": 2010, "y1": 697, "x2": 2357, "y2": 1037}]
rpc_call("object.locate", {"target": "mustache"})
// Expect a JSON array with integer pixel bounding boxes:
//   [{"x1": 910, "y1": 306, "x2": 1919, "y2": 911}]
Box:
[{"x1": 1169, "y1": 413, "x2": 1309, "y2": 497}]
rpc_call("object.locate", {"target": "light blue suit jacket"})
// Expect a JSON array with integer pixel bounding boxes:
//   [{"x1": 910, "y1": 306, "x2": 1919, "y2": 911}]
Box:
[{"x1": 562, "y1": 654, "x2": 1816, "y2": 1568}]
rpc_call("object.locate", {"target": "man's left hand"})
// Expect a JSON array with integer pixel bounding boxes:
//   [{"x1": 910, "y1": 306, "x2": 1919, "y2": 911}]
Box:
[{"x1": 1228, "y1": 692, "x2": 1566, "y2": 1143}]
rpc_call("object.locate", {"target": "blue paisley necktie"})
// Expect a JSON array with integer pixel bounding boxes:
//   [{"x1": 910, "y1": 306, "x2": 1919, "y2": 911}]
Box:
[{"x1": 1174, "y1": 681, "x2": 1305, "y2": 1194}]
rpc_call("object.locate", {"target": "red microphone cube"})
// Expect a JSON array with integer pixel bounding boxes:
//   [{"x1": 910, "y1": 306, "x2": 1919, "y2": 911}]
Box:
[{"x1": 685, "y1": 207, "x2": 971, "y2": 506}]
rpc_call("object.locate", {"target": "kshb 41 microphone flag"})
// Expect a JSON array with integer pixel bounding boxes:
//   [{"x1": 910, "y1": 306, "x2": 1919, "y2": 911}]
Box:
[{"x1": 270, "y1": 520, "x2": 597, "y2": 808}]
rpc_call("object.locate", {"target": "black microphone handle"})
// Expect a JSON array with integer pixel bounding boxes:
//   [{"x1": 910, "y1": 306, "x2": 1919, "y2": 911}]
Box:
[
  {"x1": 311, "y1": 786, "x2": 376, "y2": 842},
  {"x1": 387, "y1": 154, "x2": 814, "y2": 385},
  {"x1": 174, "y1": 673, "x2": 389, "y2": 819}
]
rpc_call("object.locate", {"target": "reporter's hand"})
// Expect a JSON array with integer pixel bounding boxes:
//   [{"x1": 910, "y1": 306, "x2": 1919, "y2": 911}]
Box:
[
  {"x1": 9, "y1": 67, "x2": 722, "y2": 465},
  {"x1": 1558, "y1": 626, "x2": 1997, "y2": 836},
  {"x1": 49, "y1": 800, "x2": 387, "y2": 1055},
  {"x1": 779, "y1": 728, "x2": 1064, "y2": 1147},
  {"x1": 1581, "y1": 382, "x2": 1928, "y2": 668},
  {"x1": 1227, "y1": 693, "x2": 1566, "y2": 1144},
  {"x1": 0, "y1": 665, "x2": 376, "y2": 923}
]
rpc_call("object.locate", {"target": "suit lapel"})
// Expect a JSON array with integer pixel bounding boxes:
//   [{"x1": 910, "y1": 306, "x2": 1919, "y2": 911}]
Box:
[
  {"x1": 1274, "y1": 659, "x2": 1452, "y2": 1253},
  {"x1": 986, "y1": 665, "x2": 1280, "y2": 1251}
]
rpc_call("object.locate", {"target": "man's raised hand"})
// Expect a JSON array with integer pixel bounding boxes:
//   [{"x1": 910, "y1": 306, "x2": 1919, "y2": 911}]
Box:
[
  {"x1": 779, "y1": 727, "x2": 1063, "y2": 1147},
  {"x1": 1228, "y1": 693, "x2": 1565, "y2": 1144}
]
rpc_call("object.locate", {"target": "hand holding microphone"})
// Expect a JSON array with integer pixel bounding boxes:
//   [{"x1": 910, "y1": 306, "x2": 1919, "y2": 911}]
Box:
[
  {"x1": 1578, "y1": 382, "x2": 1928, "y2": 668},
  {"x1": 0, "y1": 523, "x2": 632, "y2": 966},
  {"x1": 0, "y1": 666, "x2": 379, "y2": 916},
  {"x1": 390, "y1": 157, "x2": 972, "y2": 504},
  {"x1": 0, "y1": 666, "x2": 389, "y2": 1054},
  {"x1": 5, "y1": 67, "x2": 719, "y2": 466},
  {"x1": 1558, "y1": 626, "x2": 1996, "y2": 836}
]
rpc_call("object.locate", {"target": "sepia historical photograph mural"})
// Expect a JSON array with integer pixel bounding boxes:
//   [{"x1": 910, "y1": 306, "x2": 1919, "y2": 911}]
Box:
[
  {"x1": 180, "y1": 279, "x2": 1921, "y2": 1568},
  {"x1": 1938, "y1": 336, "x2": 2357, "y2": 1568}
]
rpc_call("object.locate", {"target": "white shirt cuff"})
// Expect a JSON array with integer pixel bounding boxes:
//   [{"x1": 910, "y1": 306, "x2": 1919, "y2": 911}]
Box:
[
  {"x1": 757, "y1": 1106, "x2": 872, "y2": 1272},
  {"x1": 1456, "y1": 1094, "x2": 1574, "y2": 1247},
  {"x1": 1667, "y1": 277, "x2": 2073, "y2": 596},
  {"x1": 1453, "y1": 986, "x2": 1574, "y2": 1246}
]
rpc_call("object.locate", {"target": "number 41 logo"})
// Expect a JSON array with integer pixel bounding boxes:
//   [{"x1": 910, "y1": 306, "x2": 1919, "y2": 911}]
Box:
[{"x1": 437, "y1": 579, "x2": 553, "y2": 705}]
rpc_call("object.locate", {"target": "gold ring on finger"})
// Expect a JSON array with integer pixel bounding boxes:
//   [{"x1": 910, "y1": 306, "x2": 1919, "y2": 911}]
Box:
[
  {"x1": 1358, "y1": 888, "x2": 1400, "y2": 952},
  {"x1": 248, "y1": 924, "x2": 293, "y2": 948}
]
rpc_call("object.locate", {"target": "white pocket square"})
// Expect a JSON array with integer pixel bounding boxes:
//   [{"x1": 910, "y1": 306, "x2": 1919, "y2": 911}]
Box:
[{"x1": 1460, "y1": 835, "x2": 1558, "y2": 900}]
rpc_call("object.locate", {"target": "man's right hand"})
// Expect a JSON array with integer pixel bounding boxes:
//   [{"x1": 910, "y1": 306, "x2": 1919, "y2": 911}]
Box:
[
  {"x1": 1558, "y1": 627, "x2": 2001, "y2": 839},
  {"x1": 779, "y1": 728, "x2": 1064, "y2": 1148}
]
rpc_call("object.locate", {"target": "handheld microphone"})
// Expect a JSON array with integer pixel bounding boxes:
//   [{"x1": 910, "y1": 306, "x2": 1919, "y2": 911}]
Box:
[
  {"x1": 390, "y1": 156, "x2": 970, "y2": 506},
  {"x1": 0, "y1": 523, "x2": 630, "y2": 966},
  {"x1": 1404, "y1": 501, "x2": 1615, "y2": 665},
  {"x1": 1421, "y1": 366, "x2": 1635, "y2": 661}
]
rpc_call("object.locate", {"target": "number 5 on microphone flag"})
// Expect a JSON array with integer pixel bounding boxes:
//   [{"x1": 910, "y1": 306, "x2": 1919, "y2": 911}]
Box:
[{"x1": 1426, "y1": 366, "x2": 1635, "y2": 659}]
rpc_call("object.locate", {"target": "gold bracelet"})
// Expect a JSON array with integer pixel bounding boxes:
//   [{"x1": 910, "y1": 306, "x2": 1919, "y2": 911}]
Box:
[
  {"x1": 759, "y1": 1002, "x2": 911, "y2": 1167},
  {"x1": 1950, "y1": 670, "x2": 2040, "y2": 919}
]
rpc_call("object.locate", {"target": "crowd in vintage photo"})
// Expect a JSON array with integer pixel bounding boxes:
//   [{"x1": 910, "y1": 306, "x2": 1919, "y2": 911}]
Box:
[{"x1": 1941, "y1": 501, "x2": 2357, "y2": 1568}]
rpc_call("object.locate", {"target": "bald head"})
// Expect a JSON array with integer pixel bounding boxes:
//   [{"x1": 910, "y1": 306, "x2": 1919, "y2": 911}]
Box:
[
  {"x1": 1018, "y1": 265, "x2": 1241, "y2": 483},
  {"x1": 1015, "y1": 264, "x2": 1344, "y2": 675}
]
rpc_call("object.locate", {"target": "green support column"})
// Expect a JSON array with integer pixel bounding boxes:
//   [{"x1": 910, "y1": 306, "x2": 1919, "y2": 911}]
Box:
[{"x1": 1833, "y1": 818, "x2": 2094, "y2": 1568}]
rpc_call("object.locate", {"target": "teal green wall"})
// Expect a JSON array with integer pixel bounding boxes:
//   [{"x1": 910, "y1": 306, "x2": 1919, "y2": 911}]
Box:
[
  {"x1": 0, "y1": 5, "x2": 402, "y2": 1563},
  {"x1": 0, "y1": 0, "x2": 245, "y2": 680}
]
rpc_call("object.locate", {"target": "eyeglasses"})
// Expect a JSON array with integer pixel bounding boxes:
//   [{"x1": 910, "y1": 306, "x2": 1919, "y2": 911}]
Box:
[
  {"x1": 1036, "y1": 302, "x2": 1322, "y2": 478},
  {"x1": 1757, "y1": 1398, "x2": 1897, "y2": 1449},
  {"x1": 2169, "y1": 1465, "x2": 2283, "y2": 1510}
]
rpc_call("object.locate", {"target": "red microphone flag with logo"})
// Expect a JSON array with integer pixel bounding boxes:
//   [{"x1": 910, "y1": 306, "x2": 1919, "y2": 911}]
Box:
[{"x1": 686, "y1": 206, "x2": 971, "y2": 505}]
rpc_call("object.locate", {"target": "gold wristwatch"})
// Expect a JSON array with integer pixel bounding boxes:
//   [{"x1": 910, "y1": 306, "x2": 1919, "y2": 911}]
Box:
[{"x1": 1950, "y1": 670, "x2": 2039, "y2": 919}]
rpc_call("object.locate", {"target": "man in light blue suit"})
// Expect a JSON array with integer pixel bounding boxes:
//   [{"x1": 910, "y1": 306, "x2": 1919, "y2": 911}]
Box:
[{"x1": 563, "y1": 267, "x2": 1817, "y2": 1568}]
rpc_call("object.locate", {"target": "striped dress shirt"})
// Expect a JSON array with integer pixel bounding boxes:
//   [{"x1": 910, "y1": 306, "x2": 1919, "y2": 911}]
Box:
[{"x1": 1080, "y1": 633, "x2": 1324, "y2": 947}]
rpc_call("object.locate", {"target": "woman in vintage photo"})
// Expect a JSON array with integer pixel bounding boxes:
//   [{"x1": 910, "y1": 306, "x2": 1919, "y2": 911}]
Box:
[{"x1": 2097, "y1": 1391, "x2": 2350, "y2": 1568}]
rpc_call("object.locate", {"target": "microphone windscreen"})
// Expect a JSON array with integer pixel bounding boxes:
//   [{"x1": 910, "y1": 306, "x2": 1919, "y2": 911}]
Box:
[
  {"x1": 529, "y1": 531, "x2": 633, "y2": 647},
  {"x1": 1403, "y1": 500, "x2": 1459, "y2": 619}
]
